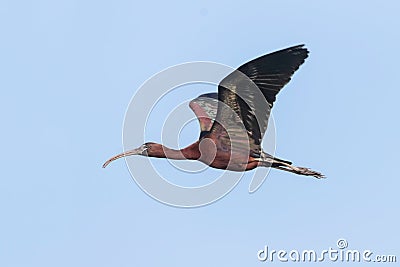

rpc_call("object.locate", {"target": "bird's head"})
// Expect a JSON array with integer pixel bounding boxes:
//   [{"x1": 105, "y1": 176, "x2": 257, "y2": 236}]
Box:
[{"x1": 102, "y1": 142, "x2": 159, "y2": 168}]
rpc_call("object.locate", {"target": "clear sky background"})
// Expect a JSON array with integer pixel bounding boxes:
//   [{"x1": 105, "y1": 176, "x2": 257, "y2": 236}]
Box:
[{"x1": 1, "y1": 0, "x2": 399, "y2": 266}]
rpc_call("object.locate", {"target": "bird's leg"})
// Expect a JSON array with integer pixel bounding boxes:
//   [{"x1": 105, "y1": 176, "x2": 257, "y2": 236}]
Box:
[{"x1": 255, "y1": 158, "x2": 325, "y2": 179}]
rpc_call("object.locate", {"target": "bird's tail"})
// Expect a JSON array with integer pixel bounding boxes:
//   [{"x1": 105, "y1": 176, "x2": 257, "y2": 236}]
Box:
[
  {"x1": 271, "y1": 156, "x2": 292, "y2": 166},
  {"x1": 261, "y1": 152, "x2": 292, "y2": 166}
]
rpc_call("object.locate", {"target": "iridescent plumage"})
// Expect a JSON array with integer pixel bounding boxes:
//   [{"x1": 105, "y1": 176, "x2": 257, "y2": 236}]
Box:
[{"x1": 103, "y1": 45, "x2": 324, "y2": 178}]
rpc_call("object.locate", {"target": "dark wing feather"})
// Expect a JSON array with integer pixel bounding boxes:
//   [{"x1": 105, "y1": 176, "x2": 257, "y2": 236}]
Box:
[
  {"x1": 210, "y1": 44, "x2": 309, "y2": 156},
  {"x1": 189, "y1": 93, "x2": 218, "y2": 139},
  {"x1": 237, "y1": 44, "x2": 309, "y2": 107}
]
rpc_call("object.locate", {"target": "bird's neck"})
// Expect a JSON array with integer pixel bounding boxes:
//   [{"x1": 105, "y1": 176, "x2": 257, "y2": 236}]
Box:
[{"x1": 148, "y1": 143, "x2": 200, "y2": 160}]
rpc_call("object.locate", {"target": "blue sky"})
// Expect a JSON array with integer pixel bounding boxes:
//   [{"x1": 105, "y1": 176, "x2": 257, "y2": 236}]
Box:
[{"x1": 1, "y1": 0, "x2": 399, "y2": 266}]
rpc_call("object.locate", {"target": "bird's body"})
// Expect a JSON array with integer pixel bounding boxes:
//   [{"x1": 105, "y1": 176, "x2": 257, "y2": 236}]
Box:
[{"x1": 103, "y1": 45, "x2": 324, "y2": 178}]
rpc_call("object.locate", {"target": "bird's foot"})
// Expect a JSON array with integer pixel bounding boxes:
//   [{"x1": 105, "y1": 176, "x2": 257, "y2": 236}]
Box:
[{"x1": 294, "y1": 167, "x2": 325, "y2": 179}]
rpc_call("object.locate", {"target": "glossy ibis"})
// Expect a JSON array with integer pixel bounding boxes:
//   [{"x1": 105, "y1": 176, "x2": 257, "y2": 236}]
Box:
[{"x1": 103, "y1": 45, "x2": 324, "y2": 178}]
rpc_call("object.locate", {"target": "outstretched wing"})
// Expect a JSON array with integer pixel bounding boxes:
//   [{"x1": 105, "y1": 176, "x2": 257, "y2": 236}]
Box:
[
  {"x1": 189, "y1": 93, "x2": 219, "y2": 139},
  {"x1": 210, "y1": 44, "x2": 309, "y2": 156}
]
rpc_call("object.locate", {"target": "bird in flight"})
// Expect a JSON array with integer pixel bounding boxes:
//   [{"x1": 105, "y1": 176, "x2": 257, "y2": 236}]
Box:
[{"x1": 103, "y1": 44, "x2": 324, "y2": 178}]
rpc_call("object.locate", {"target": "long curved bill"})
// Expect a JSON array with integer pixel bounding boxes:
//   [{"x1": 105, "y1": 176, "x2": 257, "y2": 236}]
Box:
[{"x1": 102, "y1": 147, "x2": 143, "y2": 168}]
